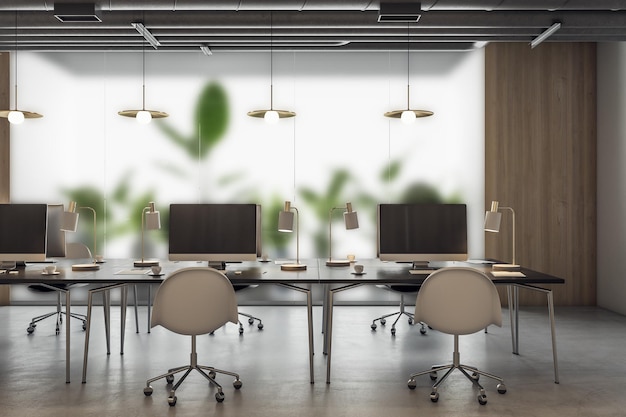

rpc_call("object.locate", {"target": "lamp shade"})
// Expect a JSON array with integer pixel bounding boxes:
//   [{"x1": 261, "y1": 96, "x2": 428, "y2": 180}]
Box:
[
  {"x1": 145, "y1": 202, "x2": 161, "y2": 230},
  {"x1": 343, "y1": 203, "x2": 359, "y2": 230},
  {"x1": 278, "y1": 210, "x2": 294, "y2": 232},
  {"x1": 61, "y1": 201, "x2": 79, "y2": 232},
  {"x1": 484, "y1": 210, "x2": 502, "y2": 232}
]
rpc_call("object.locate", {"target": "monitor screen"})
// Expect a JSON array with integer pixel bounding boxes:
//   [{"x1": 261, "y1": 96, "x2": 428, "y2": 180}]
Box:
[
  {"x1": 168, "y1": 203, "x2": 261, "y2": 263},
  {"x1": 46, "y1": 204, "x2": 66, "y2": 258},
  {"x1": 0, "y1": 204, "x2": 48, "y2": 263},
  {"x1": 377, "y1": 203, "x2": 468, "y2": 265}
]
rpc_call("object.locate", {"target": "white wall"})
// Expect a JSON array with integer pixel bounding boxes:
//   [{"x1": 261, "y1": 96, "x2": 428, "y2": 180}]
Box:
[
  {"x1": 9, "y1": 50, "x2": 484, "y2": 261},
  {"x1": 597, "y1": 43, "x2": 626, "y2": 314}
]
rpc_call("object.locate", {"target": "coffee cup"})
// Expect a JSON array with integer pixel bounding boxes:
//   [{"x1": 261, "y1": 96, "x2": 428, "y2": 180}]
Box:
[
  {"x1": 353, "y1": 264, "x2": 364, "y2": 274},
  {"x1": 151, "y1": 265, "x2": 162, "y2": 275},
  {"x1": 347, "y1": 254, "x2": 356, "y2": 262},
  {"x1": 44, "y1": 264, "x2": 57, "y2": 274},
  {"x1": 95, "y1": 255, "x2": 104, "y2": 263}
]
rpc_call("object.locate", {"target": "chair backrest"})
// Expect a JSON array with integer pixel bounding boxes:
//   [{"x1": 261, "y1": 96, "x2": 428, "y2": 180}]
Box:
[
  {"x1": 150, "y1": 267, "x2": 239, "y2": 336},
  {"x1": 65, "y1": 242, "x2": 92, "y2": 259},
  {"x1": 414, "y1": 267, "x2": 502, "y2": 335}
]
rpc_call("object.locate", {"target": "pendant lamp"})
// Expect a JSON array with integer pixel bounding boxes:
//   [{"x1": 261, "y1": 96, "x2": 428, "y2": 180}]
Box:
[
  {"x1": 247, "y1": 12, "x2": 295, "y2": 124},
  {"x1": 0, "y1": 12, "x2": 42, "y2": 124},
  {"x1": 384, "y1": 22, "x2": 432, "y2": 124},
  {"x1": 118, "y1": 25, "x2": 168, "y2": 124}
]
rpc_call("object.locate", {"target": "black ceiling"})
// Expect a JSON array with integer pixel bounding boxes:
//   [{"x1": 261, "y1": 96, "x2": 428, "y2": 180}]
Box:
[{"x1": 0, "y1": 1, "x2": 625, "y2": 53}]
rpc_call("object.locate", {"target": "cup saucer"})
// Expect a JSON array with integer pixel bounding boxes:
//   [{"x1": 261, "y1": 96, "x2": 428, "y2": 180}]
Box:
[
  {"x1": 351, "y1": 272, "x2": 366, "y2": 276},
  {"x1": 42, "y1": 271, "x2": 60, "y2": 275}
]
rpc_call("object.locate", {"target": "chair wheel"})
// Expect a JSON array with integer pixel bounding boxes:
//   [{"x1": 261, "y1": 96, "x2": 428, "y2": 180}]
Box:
[
  {"x1": 430, "y1": 391, "x2": 439, "y2": 402},
  {"x1": 27, "y1": 326, "x2": 35, "y2": 334},
  {"x1": 143, "y1": 386, "x2": 153, "y2": 396},
  {"x1": 420, "y1": 326, "x2": 427, "y2": 335},
  {"x1": 248, "y1": 317, "x2": 254, "y2": 325},
  {"x1": 257, "y1": 323, "x2": 263, "y2": 330},
  {"x1": 471, "y1": 372, "x2": 480, "y2": 381},
  {"x1": 380, "y1": 318, "x2": 386, "y2": 325},
  {"x1": 407, "y1": 378, "x2": 416, "y2": 389},
  {"x1": 215, "y1": 391, "x2": 225, "y2": 402},
  {"x1": 408, "y1": 318, "x2": 414, "y2": 325},
  {"x1": 239, "y1": 327, "x2": 244, "y2": 335},
  {"x1": 82, "y1": 323, "x2": 87, "y2": 331},
  {"x1": 391, "y1": 327, "x2": 396, "y2": 336},
  {"x1": 478, "y1": 394, "x2": 487, "y2": 405},
  {"x1": 233, "y1": 379, "x2": 242, "y2": 389},
  {"x1": 429, "y1": 371, "x2": 437, "y2": 381},
  {"x1": 165, "y1": 375, "x2": 174, "y2": 384},
  {"x1": 371, "y1": 323, "x2": 377, "y2": 330},
  {"x1": 209, "y1": 370, "x2": 217, "y2": 379},
  {"x1": 497, "y1": 383, "x2": 507, "y2": 394},
  {"x1": 168, "y1": 395, "x2": 177, "y2": 406}
]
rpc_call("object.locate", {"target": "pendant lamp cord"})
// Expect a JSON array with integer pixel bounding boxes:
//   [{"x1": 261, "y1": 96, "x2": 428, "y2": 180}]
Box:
[
  {"x1": 406, "y1": 22, "x2": 410, "y2": 109},
  {"x1": 270, "y1": 11, "x2": 274, "y2": 110},
  {"x1": 14, "y1": 11, "x2": 18, "y2": 110}
]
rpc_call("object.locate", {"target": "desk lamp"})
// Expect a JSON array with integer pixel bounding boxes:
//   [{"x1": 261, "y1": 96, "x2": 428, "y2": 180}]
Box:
[
  {"x1": 134, "y1": 201, "x2": 161, "y2": 267},
  {"x1": 326, "y1": 202, "x2": 359, "y2": 267},
  {"x1": 484, "y1": 200, "x2": 519, "y2": 271},
  {"x1": 61, "y1": 201, "x2": 100, "y2": 271},
  {"x1": 277, "y1": 201, "x2": 306, "y2": 271}
]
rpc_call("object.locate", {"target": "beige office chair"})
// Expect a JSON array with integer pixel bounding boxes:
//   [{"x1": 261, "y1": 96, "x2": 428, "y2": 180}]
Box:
[
  {"x1": 26, "y1": 242, "x2": 92, "y2": 335},
  {"x1": 407, "y1": 267, "x2": 506, "y2": 405},
  {"x1": 143, "y1": 267, "x2": 243, "y2": 406}
]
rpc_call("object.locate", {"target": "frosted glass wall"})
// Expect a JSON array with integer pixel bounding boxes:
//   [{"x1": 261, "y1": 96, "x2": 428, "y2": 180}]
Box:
[{"x1": 10, "y1": 49, "x2": 485, "y2": 263}]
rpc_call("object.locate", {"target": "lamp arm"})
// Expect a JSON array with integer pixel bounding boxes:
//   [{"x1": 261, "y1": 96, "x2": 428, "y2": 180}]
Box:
[
  {"x1": 501, "y1": 206, "x2": 516, "y2": 265},
  {"x1": 328, "y1": 207, "x2": 342, "y2": 262},
  {"x1": 293, "y1": 206, "x2": 300, "y2": 265},
  {"x1": 140, "y1": 206, "x2": 149, "y2": 262},
  {"x1": 79, "y1": 206, "x2": 97, "y2": 263}
]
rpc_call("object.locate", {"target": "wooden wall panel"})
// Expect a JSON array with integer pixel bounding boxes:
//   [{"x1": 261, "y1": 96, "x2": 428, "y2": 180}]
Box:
[
  {"x1": 0, "y1": 52, "x2": 9, "y2": 304},
  {"x1": 485, "y1": 43, "x2": 597, "y2": 306}
]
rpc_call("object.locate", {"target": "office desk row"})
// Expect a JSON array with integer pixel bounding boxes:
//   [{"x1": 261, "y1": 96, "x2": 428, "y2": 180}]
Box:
[{"x1": 0, "y1": 259, "x2": 564, "y2": 385}]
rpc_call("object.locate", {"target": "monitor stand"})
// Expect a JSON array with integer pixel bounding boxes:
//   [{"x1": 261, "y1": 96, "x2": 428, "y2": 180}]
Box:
[
  {"x1": 209, "y1": 261, "x2": 227, "y2": 271},
  {"x1": 408, "y1": 261, "x2": 436, "y2": 275}
]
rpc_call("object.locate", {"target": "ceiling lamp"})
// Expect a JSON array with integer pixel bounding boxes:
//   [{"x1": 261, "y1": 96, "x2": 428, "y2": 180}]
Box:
[
  {"x1": 378, "y1": 1, "x2": 422, "y2": 23},
  {"x1": 247, "y1": 12, "x2": 295, "y2": 124},
  {"x1": 54, "y1": 2, "x2": 101, "y2": 23},
  {"x1": 0, "y1": 12, "x2": 42, "y2": 124},
  {"x1": 118, "y1": 23, "x2": 168, "y2": 124},
  {"x1": 384, "y1": 22, "x2": 433, "y2": 124}
]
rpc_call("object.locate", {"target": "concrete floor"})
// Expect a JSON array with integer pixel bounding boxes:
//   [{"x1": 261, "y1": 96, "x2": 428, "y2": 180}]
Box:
[{"x1": 1, "y1": 304, "x2": 625, "y2": 417}]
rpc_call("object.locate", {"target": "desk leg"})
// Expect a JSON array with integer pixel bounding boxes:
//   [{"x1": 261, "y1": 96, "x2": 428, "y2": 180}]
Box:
[
  {"x1": 121, "y1": 285, "x2": 127, "y2": 355},
  {"x1": 506, "y1": 285, "x2": 515, "y2": 353},
  {"x1": 514, "y1": 284, "x2": 559, "y2": 384},
  {"x1": 82, "y1": 291, "x2": 94, "y2": 383},
  {"x1": 65, "y1": 289, "x2": 71, "y2": 383},
  {"x1": 133, "y1": 285, "x2": 139, "y2": 333},
  {"x1": 148, "y1": 284, "x2": 152, "y2": 333},
  {"x1": 278, "y1": 283, "x2": 314, "y2": 383},
  {"x1": 325, "y1": 283, "x2": 362, "y2": 384},
  {"x1": 103, "y1": 290, "x2": 111, "y2": 355}
]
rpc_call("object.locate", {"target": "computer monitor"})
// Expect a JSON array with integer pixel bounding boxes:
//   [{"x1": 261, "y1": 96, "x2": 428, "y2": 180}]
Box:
[
  {"x1": 46, "y1": 204, "x2": 66, "y2": 258},
  {"x1": 168, "y1": 203, "x2": 261, "y2": 266},
  {"x1": 0, "y1": 204, "x2": 48, "y2": 263},
  {"x1": 377, "y1": 203, "x2": 468, "y2": 267}
]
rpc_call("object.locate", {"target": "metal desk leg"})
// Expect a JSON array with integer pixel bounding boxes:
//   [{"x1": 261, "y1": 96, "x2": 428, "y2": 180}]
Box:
[
  {"x1": 278, "y1": 283, "x2": 314, "y2": 383},
  {"x1": 103, "y1": 290, "x2": 111, "y2": 355},
  {"x1": 148, "y1": 284, "x2": 152, "y2": 333},
  {"x1": 64, "y1": 289, "x2": 71, "y2": 383},
  {"x1": 120, "y1": 285, "x2": 127, "y2": 355},
  {"x1": 325, "y1": 283, "x2": 362, "y2": 384},
  {"x1": 133, "y1": 284, "x2": 139, "y2": 333},
  {"x1": 82, "y1": 283, "x2": 128, "y2": 384},
  {"x1": 506, "y1": 285, "x2": 516, "y2": 353}
]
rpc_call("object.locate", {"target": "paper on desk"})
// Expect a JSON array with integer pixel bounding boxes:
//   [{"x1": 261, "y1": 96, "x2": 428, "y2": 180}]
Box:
[
  {"x1": 490, "y1": 271, "x2": 526, "y2": 278},
  {"x1": 115, "y1": 269, "x2": 150, "y2": 275}
]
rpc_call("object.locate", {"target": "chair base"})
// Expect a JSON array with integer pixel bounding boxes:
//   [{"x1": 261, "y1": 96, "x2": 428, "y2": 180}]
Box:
[
  {"x1": 407, "y1": 335, "x2": 506, "y2": 405},
  {"x1": 371, "y1": 293, "x2": 427, "y2": 336},
  {"x1": 28, "y1": 310, "x2": 87, "y2": 335},
  {"x1": 143, "y1": 335, "x2": 242, "y2": 406},
  {"x1": 237, "y1": 312, "x2": 264, "y2": 334}
]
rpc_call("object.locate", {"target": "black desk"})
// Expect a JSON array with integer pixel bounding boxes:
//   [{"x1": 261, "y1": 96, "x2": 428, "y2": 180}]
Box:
[
  {"x1": 0, "y1": 259, "x2": 564, "y2": 386},
  {"x1": 317, "y1": 260, "x2": 564, "y2": 384}
]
